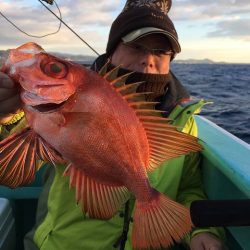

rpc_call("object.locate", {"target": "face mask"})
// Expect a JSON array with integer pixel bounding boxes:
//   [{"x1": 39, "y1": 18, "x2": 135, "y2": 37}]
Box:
[{"x1": 110, "y1": 65, "x2": 171, "y2": 102}]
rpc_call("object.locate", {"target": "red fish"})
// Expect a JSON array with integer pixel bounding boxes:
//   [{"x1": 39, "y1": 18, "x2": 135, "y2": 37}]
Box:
[{"x1": 0, "y1": 42, "x2": 202, "y2": 249}]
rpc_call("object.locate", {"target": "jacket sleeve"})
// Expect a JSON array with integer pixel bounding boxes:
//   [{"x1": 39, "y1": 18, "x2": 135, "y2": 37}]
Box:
[
  {"x1": 0, "y1": 124, "x2": 10, "y2": 140},
  {"x1": 0, "y1": 111, "x2": 26, "y2": 139},
  {"x1": 176, "y1": 115, "x2": 226, "y2": 245}
]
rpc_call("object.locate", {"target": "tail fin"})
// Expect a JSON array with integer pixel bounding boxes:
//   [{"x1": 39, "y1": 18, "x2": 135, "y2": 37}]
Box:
[{"x1": 132, "y1": 191, "x2": 192, "y2": 249}]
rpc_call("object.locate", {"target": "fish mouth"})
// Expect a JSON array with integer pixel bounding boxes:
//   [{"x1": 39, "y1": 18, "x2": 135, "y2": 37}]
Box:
[{"x1": 31, "y1": 101, "x2": 66, "y2": 113}]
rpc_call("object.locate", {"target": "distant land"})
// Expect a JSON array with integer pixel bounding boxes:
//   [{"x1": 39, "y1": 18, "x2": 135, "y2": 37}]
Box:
[
  {"x1": 0, "y1": 50, "x2": 240, "y2": 66},
  {"x1": 0, "y1": 50, "x2": 96, "y2": 66},
  {"x1": 173, "y1": 58, "x2": 227, "y2": 64}
]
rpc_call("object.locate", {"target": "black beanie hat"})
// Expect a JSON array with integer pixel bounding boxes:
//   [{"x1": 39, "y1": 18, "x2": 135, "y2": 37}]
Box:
[{"x1": 106, "y1": 0, "x2": 181, "y2": 56}]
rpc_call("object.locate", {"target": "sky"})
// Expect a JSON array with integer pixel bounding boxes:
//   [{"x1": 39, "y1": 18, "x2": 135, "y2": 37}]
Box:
[{"x1": 0, "y1": 0, "x2": 250, "y2": 63}]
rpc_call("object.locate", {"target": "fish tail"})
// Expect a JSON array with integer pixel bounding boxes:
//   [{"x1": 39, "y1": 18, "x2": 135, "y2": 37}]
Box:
[{"x1": 132, "y1": 190, "x2": 193, "y2": 249}]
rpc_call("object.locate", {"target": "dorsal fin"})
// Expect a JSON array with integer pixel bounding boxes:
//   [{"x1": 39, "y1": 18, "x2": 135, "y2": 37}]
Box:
[
  {"x1": 109, "y1": 72, "x2": 134, "y2": 88},
  {"x1": 129, "y1": 101, "x2": 159, "y2": 109},
  {"x1": 142, "y1": 121, "x2": 174, "y2": 128},
  {"x1": 103, "y1": 65, "x2": 121, "y2": 81},
  {"x1": 98, "y1": 62, "x2": 134, "y2": 88},
  {"x1": 123, "y1": 92, "x2": 153, "y2": 102},
  {"x1": 140, "y1": 116, "x2": 170, "y2": 122},
  {"x1": 99, "y1": 65, "x2": 203, "y2": 172},
  {"x1": 116, "y1": 81, "x2": 144, "y2": 95},
  {"x1": 98, "y1": 61, "x2": 109, "y2": 77},
  {"x1": 98, "y1": 64, "x2": 151, "y2": 102},
  {"x1": 146, "y1": 126, "x2": 202, "y2": 171},
  {"x1": 135, "y1": 109, "x2": 164, "y2": 116}
]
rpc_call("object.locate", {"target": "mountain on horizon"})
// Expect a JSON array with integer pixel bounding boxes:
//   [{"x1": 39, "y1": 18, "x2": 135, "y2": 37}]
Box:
[
  {"x1": 0, "y1": 50, "x2": 226, "y2": 65},
  {"x1": 173, "y1": 58, "x2": 218, "y2": 64}
]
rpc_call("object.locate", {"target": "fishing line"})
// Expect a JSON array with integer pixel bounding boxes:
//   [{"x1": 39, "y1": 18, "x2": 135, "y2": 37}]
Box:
[
  {"x1": 0, "y1": 0, "x2": 62, "y2": 38},
  {"x1": 38, "y1": 0, "x2": 100, "y2": 56}
]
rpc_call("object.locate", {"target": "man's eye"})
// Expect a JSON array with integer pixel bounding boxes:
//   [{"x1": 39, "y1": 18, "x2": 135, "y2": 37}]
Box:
[
  {"x1": 157, "y1": 50, "x2": 173, "y2": 56},
  {"x1": 154, "y1": 50, "x2": 162, "y2": 56},
  {"x1": 134, "y1": 45, "x2": 143, "y2": 50}
]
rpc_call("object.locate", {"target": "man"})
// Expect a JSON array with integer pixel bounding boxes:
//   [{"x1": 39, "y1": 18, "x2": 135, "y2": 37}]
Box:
[{"x1": 0, "y1": 0, "x2": 227, "y2": 249}]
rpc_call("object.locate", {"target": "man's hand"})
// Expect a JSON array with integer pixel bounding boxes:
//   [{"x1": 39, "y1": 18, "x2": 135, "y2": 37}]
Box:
[
  {"x1": 190, "y1": 232, "x2": 228, "y2": 250},
  {"x1": 0, "y1": 72, "x2": 21, "y2": 115}
]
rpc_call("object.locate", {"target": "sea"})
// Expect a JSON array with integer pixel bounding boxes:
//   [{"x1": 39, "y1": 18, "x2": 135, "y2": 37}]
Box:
[{"x1": 171, "y1": 63, "x2": 250, "y2": 144}]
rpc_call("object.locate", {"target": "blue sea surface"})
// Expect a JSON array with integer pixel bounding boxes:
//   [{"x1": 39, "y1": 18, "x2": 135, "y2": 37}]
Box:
[{"x1": 171, "y1": 63, "x2": 250, "y2": 144}]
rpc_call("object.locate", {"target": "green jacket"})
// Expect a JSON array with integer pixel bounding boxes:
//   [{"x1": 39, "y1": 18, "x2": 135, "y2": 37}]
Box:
[{"x1": 1, "y1": 99, "x2": 221, "y2": 250}]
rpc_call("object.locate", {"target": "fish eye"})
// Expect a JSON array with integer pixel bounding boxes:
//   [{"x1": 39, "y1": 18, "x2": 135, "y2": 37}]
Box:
[
  {"x1": 50, "y1": 63, "x2": 63, "y2": 73},
  {"x1": 43, "y1": 61, "x2": 67, "y2": 79}
]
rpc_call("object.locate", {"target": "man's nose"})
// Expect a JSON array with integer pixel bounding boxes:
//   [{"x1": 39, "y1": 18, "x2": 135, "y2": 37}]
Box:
[{"x1": 139, "y1": 53, "x2": 157, "y2": 72}]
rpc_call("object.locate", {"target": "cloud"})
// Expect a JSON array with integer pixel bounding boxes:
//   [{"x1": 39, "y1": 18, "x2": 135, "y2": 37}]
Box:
[
  {"x1": 169, "y1": 0, "x2": 250, "y2": 40},
  {"x1": 170, "y1": 0, "x2": 250, "y2": 20},
  {"x1": 0, "y1": 0, "x2": 121, "y2": 54},
  {"x1": 1, "y1": 0, "x2": 120, "y2": 28},
  {"x1": 55, "y1": 0, "x2": 120, "y2": 27},
  {"x1": 207, "y1": 19, "x2": 250, "y2": 38}
]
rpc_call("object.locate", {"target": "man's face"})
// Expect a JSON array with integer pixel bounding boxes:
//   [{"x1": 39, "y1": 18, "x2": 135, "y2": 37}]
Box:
[{"x1": 111, "y1": 34, "x2": 172, "y2": 74}]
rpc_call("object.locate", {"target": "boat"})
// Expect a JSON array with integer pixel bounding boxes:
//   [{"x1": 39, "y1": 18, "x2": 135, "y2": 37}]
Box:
[
  {"x1": 0, "y1": 115, "x2": 250, "y2": 250},
  {"x1": 194, "y1": 116, "x2": 250, "y2": 250}
]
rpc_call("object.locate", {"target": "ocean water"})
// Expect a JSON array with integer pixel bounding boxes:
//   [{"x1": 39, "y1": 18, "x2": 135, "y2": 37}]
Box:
[{"x1": 171, "y1": 63, "x2": 250, "y2": 144}]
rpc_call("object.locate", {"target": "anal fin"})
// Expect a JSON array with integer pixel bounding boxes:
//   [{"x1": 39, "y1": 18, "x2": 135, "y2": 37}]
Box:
[{"x1": 64, "y1": 164, "x2": 129, "y2": 219}]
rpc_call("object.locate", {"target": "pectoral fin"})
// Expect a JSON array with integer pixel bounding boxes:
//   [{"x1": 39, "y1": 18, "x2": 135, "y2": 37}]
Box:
[{"x1": 0, "y1": 127, "x2": 62, "y2": 188}]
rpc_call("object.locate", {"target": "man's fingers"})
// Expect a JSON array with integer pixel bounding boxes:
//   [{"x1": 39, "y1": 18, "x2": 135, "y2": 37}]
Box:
[
  {"x1": 0, "y1": 88, "x2": 18, "y2": 101},
  {"x1": 0, "y1": 72, "x2": 15, "y2": 88},
  {"x1": 0, "y1": 72, "x2": 21, "y2": 114},
  {"x1": 0, "y1": 94, "x2": 21, "y2": 114}
]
